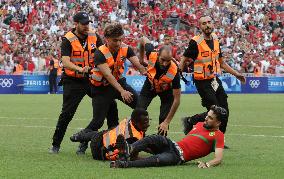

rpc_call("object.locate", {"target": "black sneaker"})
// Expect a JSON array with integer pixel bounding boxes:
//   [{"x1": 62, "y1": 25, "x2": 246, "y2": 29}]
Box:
[
  {"x1": 70, "y1": 129, "x2": 91, "y2": 142},
  {"x1": 76, "y1": 142, "x2": 88, "y2": 155},
  {"x1": 110, "y1": 160, "x2": 127, "y2": 168},
  {"x1": 224, "y1": 145, "x2": 230, "y2": 149},
  {"x1": 49, "y1": 146, "x2": 60, "y2": 154},
  {"x1": 181, "y1": 117, "x2": 193, "y2": 135},
  {"x1": 115, "y1": 134, "x2": 130, "y2": 161}
]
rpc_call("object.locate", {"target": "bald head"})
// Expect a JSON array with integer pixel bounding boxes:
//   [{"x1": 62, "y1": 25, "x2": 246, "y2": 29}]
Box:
[{"x1": 158, "y1": 45, "x2": 172, "y2": 68}]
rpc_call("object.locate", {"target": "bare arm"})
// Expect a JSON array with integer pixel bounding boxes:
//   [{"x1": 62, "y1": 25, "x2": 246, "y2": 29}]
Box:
[
  {"x1": 128, "y1": 55, "x2": 147, "y2": 75},
  {"x1": 158, "y1": 88, "x2": 181, "y2": 135},
  {"x1": 139, "y1": 36, "x2": 151, "y2": 67},
  {"x1": 97, "y1": 63, "x2": 133, "y2": 103},
  {"x1": 198, "y1": 148, "x2": 223, "y2": 168},
  {"x1": 62, "y1": 56, "x2": 89, "y2": 73},
  {"x1": 179, "y1": 56, "x2": 190, "y2": 71},
  {"x1": 139, "y1": 40, "x2": 146, "y2": 67},
  {"x1": 219, "y1": 58, "x2": 246, "y2": 84}
]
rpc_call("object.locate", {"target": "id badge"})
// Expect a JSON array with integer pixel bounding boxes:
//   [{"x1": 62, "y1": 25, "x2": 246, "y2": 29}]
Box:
[{"x1": 211, "y1": 77, "x2": 219, "y2": 91}]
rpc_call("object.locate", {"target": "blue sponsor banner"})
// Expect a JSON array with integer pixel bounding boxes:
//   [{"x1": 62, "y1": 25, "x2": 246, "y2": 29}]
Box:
[
  {"x1": 125, "y1": 76, "x2": 146, "y2": 92},
  {"x1": 183, "y1": 76, "x2": 241, "y2": 94},
  {"x1": 23, "y1": 75, "x2": 50, "y2": 94},
  {"x1": 241, "y1": 77, "x2": 268, "y2": 93},
  {"x1": 219, "y1": 76, "x2": 241, "y2": 93},
  {"x1": 0, "y1": 75, "x2": 283, "y2": 94},
  {"x1": 0, "y1": 75, "x2": 23, "y2": 94},
  {"x1": 268, "y1": 77, "x2": 284, "y2": 92},
  {"x1": 184, "y1": 76, "x2": 197, "y2": 94}
]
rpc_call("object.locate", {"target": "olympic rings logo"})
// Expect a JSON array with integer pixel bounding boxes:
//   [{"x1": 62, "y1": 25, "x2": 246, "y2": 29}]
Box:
[
  {"x1": 249, "y1": 80, "x2": 260, "y2": 88},
  {"x1": 132, "y1": 79, "x2": 144, "y2": 87},
  {"x1": 0, "y1": 78, "x2": 14, "y2": 88}
]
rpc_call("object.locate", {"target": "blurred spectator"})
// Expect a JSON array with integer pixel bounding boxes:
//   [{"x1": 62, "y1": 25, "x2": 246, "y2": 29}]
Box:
[{"x1": 0, "y1": 0, "x2": 283, "y2": 76}]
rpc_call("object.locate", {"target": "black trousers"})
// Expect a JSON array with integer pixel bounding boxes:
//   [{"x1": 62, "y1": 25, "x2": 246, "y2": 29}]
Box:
[
  {"x1": 125, "y1": 135, "x2": 181, "y2": 168},
  {"x1": 89, "y1": 131, "x2": 106, "y2": 160},
  {"x1": 85, "y1": 77, "x2": 138, "y2": 131},
  {"x1": 51, "y1": 77, "x2": 118, "y2": 147},
  {"x1": 49, "y1": 74, "x2": 57, "y2": 94},
  {"x1": 191, "y1": 77, "x2": 229, "y2": 133},
  {"x1": 137, "y1": 83, "x2": 174, "y2": 125}
]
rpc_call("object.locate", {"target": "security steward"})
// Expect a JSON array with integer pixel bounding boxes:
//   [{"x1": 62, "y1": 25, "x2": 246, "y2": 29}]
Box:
[
  {"x1": 49, "y1": 12, "x2": 118, "y2": 155},
  {"x1": 73, "y1": 23, "x2": 147, "y2": 136},
  {"x1": 70, "y1": 108, "x2": 150, "y2": 161},
  {"x1": 48, "y1": 56, "x2": 58, "y2": 94},
  {"x1": 179, "y1": 15, "x2": 246, "y2": 145},
  {"x1": 138, "y1": 36, "x2": 181, "y2": 136}
]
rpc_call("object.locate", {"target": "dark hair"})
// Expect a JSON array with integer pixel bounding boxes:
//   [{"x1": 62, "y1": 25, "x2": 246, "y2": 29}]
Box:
[
  {"x1": 199, "y1": 15, "x2": 214, "y2": 23},
  {"x1": 104, "y1": 23, "x2": 124, "y2": 38},
  {"x1": 210, "y1": 105, "x2": 227, "y2": 123},
  {"x1": 164, "y1": 34, "x2": 171, "y2": 39},
  {"x1": 131, "y1": 108, "x2": 148, "y2": 123}
]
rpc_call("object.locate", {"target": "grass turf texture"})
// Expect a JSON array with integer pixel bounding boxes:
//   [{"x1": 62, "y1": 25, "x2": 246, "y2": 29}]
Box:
[{"x1": 0, "y1": 94, "x2": 283, "y2": 179}]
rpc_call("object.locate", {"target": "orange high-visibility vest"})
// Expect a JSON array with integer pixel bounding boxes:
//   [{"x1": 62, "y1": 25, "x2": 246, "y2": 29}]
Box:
[
  {"x1": 147, "y1": 52, "x2": 178, "y2": 93},
  {"x1": 90, "y1": 44, "x2": 128, "y2": 86},
  {"x1": 102, "y1": 118, "x2": 144, "y2": 161},
  {"x1": 64, "y1": 30, "x2": 97, "y2": 78},
  {"x1": 52, "y1": 59, "x2": 62, "y2": 76},
  {"x1": 254, "y1": 65, "x2": 262, "y2": 77},
  {"x1": 13, "y1": 64, "x2": 24, "y2": 75},
  {"x1": 192, "y1": 33, "x2": 221, "y2": 80},
  {"x1": 53, "y1": 59, "x2": 59, "y2": 68}
]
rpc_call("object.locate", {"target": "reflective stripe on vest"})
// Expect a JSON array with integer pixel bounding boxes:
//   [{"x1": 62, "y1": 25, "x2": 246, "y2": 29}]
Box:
[
  {"x1": 70, "y1": 57, "x2": 84, "y2": 63},
  {"x1": 192, "y1": 33, "x2": 221, "y2": 80},
  {"x1": 64, "y1": 30, "x2": 97, "y2": 78},
  {"x1": 147, "y1": 52, "x2": 178, "y2": 93},
  {"x1": 102, "y1": 118, "x2": 144, "y2": 160},
  {"x1": 90, "y1": 44, "x2": 128, "y2": 86}
]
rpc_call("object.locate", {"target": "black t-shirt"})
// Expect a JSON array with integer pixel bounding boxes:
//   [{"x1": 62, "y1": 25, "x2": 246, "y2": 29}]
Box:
[
  {"x1": 61, "y1": 29, "x2": 103, "y2": 57},
  {"x1": 183, "y1": 39, "x2": 223, "y2": 60},
  {"x1": 94, "y1": 46, "x2": 136, "y2": 66},
  {"x1": 49, "y1": 59, "x2": 54, "y2": 66},
  {"x1": 49, "y1": 59, "x2": 57, "y2": 75},
  {"x1": 144, "y1": 43, "x2": 181, "y2": 90}
]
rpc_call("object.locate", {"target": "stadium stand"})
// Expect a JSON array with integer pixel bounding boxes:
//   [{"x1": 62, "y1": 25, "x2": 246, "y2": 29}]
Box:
[{"x1": 0, "y1": 0, "x2": 283, "y2": 75}]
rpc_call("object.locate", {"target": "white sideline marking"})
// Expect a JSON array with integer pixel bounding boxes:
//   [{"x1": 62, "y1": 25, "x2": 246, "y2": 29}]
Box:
[
  {"x1": 0, "y1": 116, "x2": 283, "y2": 129},
  {"x1": 230, "y1": 124, "x2": 283, "y2": 129},
  {"x1": 226, "y1": 133, "x2": 284, "y2": 138},
  {"x1": 0, "y1": 124, "x2": 283, "y2": 138},
  {"x1": 0, "y1": 124, "x2": 82, "y2": 130}
]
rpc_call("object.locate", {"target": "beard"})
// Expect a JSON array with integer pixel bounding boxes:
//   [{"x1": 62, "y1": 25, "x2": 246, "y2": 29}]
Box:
[
  {"x1": 203, "y1": 123, "x2": 213, "y2": 129},
  {"x1": 203, "y1": 27, "x2": 213, "y2": 37},
  {"x1": 78, "y1": 28, "x2": 88, "y2": 37},
  {"x1": 157, "y1": 62, "x2": 168, "y2": 71}
]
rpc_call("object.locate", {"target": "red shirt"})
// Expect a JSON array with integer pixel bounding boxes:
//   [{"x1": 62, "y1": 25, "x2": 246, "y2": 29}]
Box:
[{"x1": 177, "y1": 122, "x2": 224, "y2": 161}]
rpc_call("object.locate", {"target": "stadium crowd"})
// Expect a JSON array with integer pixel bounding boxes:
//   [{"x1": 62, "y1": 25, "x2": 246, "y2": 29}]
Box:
[{"x1": 0, "y1": 0, "x2": 283, "y2": 76}]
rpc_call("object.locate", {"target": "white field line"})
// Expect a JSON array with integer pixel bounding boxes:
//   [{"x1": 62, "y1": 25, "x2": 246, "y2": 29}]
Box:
[
  {"x1": 0, "y1": 124, "x2": 283, "y2": 138},
  {"x1": 0, "y1": 116, "x2": 283, "y2": 129}
]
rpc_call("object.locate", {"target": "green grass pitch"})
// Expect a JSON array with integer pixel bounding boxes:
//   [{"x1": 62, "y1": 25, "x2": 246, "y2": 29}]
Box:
[{"x1": 0, "y1": 94, "x2": 283, "y2": 179}]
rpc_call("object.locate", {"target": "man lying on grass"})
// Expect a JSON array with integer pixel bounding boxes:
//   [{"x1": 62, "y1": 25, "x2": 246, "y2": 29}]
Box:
[{"x1": 110, "y1": 105, "x2": 227, "y2": 168}]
